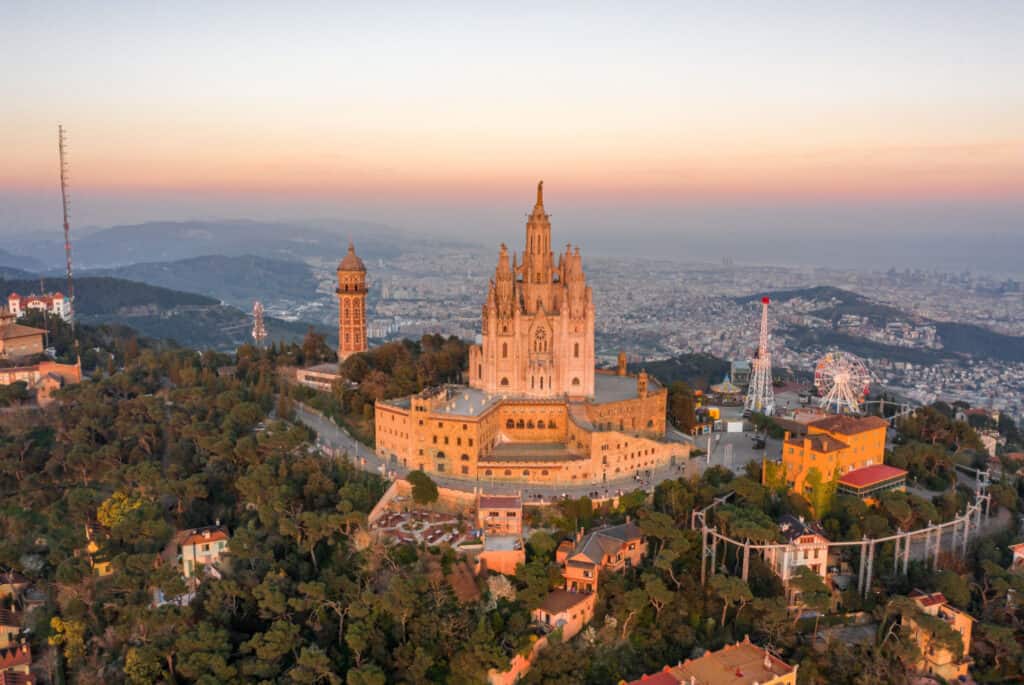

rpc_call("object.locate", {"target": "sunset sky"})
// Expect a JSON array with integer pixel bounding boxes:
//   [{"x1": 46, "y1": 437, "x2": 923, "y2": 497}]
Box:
[{"x1": 2, "y1": 2, "x2": 1022, "y2": 267}]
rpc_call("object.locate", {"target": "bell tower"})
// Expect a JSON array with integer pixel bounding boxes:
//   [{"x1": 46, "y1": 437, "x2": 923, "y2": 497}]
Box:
[{"x1": 336, "y1": 241, "x2": 367, "y2": 360}]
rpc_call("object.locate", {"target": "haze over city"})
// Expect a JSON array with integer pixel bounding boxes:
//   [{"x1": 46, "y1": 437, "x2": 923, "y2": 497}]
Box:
[{"x1": 3, "y1": 2, "x2": 1022, "y2": 272}]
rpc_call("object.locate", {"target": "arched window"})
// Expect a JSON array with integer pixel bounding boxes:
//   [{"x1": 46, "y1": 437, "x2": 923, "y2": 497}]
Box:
[
  {"x1": 548, "y1": 421, "x2": 556, "y2": 429},
  {"x1": 485, "y1": 469, "x2": 493, "y2": 476},
  {"x1": 527, "y1": 420, "x2": 534, "y2": 429},
  {"x1": 647, "y1": 419, "x2": 654, "y2": 428},
  {"x1": 572, "y1": 377, "x2": 580, "y2": 386},
  {"x1": 461, "y1": 454, "x2": 469, "y2": 461},
  {"x1": 436, "y1": 451, "x2": 445, "y2": 459},
  {"x1": 541, "y1": 470, "x2": 549, "y2": 476},
  {"x1": 516, "y1": 419, "x2": 525, "y2": 429},
  {"x1": 574, "y1": 342, "x2": 579, "y2": 358},
  {"x1": 522, "y1": 470, "x2": 530, "y2": 477},
  {"x1": 539, "y1": 377, "x2": 544, "y2": 389},
  {"x1": 504, "y1": 469, "x2": 512, "y2": 476},
  {"x1": 506, "y1": 419, "x2": 515, "y2": 429},
  {"x1": 537, "y1": 420, "x2": 546, "y2": 429},
  {"x1": 500, "y1": 377, "x2": 509, "y2": 386},
  {"x1": 502, "y1": 342, "x2": 508, "y2": 358}
]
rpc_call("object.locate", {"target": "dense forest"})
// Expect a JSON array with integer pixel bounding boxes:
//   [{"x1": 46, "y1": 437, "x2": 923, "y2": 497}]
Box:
[{"x1": 0, "y1": 328, "x2": 1022, "y2": 683}]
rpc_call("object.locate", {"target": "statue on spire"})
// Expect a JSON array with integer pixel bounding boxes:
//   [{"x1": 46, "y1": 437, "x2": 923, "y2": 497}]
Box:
[{"x1": 536, "y1": 180, "x2": 543, "y2": 206}]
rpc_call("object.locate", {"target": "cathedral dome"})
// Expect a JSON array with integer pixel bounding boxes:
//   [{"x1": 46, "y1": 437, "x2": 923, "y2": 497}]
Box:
[{"x1": 338, "y1": 242, "x2": 366, "y2": 272}]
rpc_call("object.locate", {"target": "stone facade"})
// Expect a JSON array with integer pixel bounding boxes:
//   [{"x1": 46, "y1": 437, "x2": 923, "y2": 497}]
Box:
[
  {"x1": 468, "y1": 181, "x2": 594, "y2": 399},
  {"x1": 336, "y1": 242, "x2": 367, "y2": 361},
  {"x1": 375, "y1": 185, "x2": 688, "y2": 485}
]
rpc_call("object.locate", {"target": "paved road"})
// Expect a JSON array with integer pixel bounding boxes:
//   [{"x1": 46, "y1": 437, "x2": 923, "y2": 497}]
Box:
[{"x1": 295, "y1": 403, "x2": 700, "y2": 502}]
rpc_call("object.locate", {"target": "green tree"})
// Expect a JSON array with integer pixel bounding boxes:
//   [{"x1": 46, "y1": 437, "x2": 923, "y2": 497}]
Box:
[{"x1": 407, "y1": 470, "x2": 439, "y2": 505}]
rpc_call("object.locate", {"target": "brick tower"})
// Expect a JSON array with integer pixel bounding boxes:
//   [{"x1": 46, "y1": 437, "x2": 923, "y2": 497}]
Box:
[{"x1": 336, "y1": 241, "x2": 367, "y2": 360}]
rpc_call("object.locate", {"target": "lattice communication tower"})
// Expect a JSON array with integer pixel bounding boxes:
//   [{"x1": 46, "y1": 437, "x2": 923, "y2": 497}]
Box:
[{"x1": 744, "y1": 296, "x2": 776, "y2": 416}]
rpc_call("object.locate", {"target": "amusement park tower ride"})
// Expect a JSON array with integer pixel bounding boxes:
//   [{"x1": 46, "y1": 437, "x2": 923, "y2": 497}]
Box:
[{"x1": 744, "y1": 297, "x2": 776, "y2": 416}]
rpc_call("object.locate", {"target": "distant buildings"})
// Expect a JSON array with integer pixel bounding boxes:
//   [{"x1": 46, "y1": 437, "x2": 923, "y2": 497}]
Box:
[
  {"x1": 623, "y1": 636, "x2": 797, "y2": 685},
  {"x1": 6, "y1": 292, "x2": 70, "y2": 321},
  {"x1": 906, "y1": 590, "x2": 973, "y2": 681}
]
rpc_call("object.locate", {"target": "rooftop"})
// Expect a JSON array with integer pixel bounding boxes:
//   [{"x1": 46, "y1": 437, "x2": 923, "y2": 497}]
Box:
[
  {"x1": 538, "y1": 589, "x2": 592, "y2": 615},
  {"x1": 671, "y1": 637, "x2": 794, "y2": 685},
  {"x1": 838, "y1": 464, "x2": 908, "y2": 489},
  {"x1": 483, "y1": 535, "x2": 521, "y2": 551},
  {"x1": 574, "y1": 521, "x2": 643, "y2": 564},
  {"x1": 478, "y1": 494, "x2": 522, "y2": 510},
  {"x1": 593, "y1": 372, "x2": 661, "y2": 404},
  {"x1": 0, "y1": 323, "x2": 44, "y2": 341},
  {"x1": 785, "y1": 434, "x2": 849, "y2": 453},
  {"x1": 810, "y1": 414, "x2": 888, "y2": 436},
  {"x1": 777, "y1": 514, "x2": 828, "y2": 542},
  {"x1": 482, "y1": 442, "x2": 582, "y2": 463},
  {"x1": 302, "y1": 362, "x2": 340, "y2": 375}
]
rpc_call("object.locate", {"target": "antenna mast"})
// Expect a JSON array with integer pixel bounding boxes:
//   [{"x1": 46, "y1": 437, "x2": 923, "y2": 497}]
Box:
[{"x1": 58, "y1": 125, "x2": 76, "y2": 338}]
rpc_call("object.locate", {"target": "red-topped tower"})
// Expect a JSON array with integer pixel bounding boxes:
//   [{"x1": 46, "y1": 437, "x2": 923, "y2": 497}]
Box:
[{"x1": 336, "y1": 242, "x2": 367, "y2": 360}]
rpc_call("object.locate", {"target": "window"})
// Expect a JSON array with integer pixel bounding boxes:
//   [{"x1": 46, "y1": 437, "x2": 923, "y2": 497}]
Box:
[
  {"x1": 572, "y1": 377, "x2": 580, "y2": 386},
  {"x1": 461, "y1": 454, "x2": 469, "y2": 461},
  {"x1": 502, "y1": 342, "x2": 508, "y2": 358},
  {"x1": 537, "y1": 420, "x2": 545, "y2": 429},
  {"x1": 527, "y1": 420, "x2": 534, "y2": 429},
  {"x1": 468, "y1": 439, "x2": 474, "y2": 447},
  {"x1": 517, "y1": 420, "x2": 525, "y2": 429},
  {"x1": 506, "y1": 419, "x2": 515, "y2": 429},
  {"x1": 437, "y1": 463, "x2": 445, "y2": 472},
  {"x1": 485, "y1": 469, "x2": 493, "y2": 476},
  {"x1": 444, "y1": 436, "x2": 449, "y2": 445},
  {"x1": 574, "y1": 342, "x2": 579, "y2": 358},
  {"x1": 500, "y1": 377, "x2": 509, "y2": 386},
  {"x1": 523, "y1": 470, "x2": 529, "y2": 477},
  {"x1": 541, "y1": 470, "x2": 549, "y2": 476},
  {"x1": 504, "y1": 470, "x2": 512, "y2": 476},
  {"x1": 436, "y1": 451, "x2": 445, "y2": 459},
  {"x1": 432, "y1": 436, "x2": 438, "y2": 444},
  {"x1": 477, "y1": 364, "x2": 482, "y2": 378},
  {"x1": 461, "y1": 466, "x2": 469, "y2": 475}
]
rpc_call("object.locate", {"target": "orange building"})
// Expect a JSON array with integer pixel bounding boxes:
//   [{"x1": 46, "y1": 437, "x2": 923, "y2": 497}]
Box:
[
  {"x1": 336, "y1": 242, "x2": 367, "y2": 361},
  {"x1": 623, "y1": 636, "x2": 797, "y2": 685},
  {"x1": 476, "y1": 494, "x2": 525, "y2": 576},
  {"x1": 556, "y1": 520, "x2": 646, "y2": 594},
  {"x1": 0, "y1": 310, "x2": 44, "y2": 360},
  {"x1": 779, "y1": 415, "x2": 887, "y2": 495},
  {"x1": 477, "y1": 494, "x2": 522, "y2": 536},
  {"x1": 0, "y1": 359, "x2": 82, "y2": 406},
  {"x1": 906, "y1": 590, "x2": 973, "y2": 680},
  {"x1": 532, "y1": 590, "x2": 596, "y2": 639},
  {"x1": 375, "y1": 185, "x2": 688, "y2": 485}
]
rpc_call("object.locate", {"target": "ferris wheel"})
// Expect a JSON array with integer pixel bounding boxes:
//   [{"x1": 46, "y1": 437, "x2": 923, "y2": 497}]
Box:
[{"x1": 814, "y1": 350, "x2": 871, "y2": 414}]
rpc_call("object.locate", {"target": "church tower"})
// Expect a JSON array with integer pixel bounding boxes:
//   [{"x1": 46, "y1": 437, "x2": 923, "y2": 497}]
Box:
[
  {"x1": 336, "y1": 242, "x2": 367, "y2": 360},
  {"x1": 469, "y1": 182, "x2": 595, "y2": 399}
]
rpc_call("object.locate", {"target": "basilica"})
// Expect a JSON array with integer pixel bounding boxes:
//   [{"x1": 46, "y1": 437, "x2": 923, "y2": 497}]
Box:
[{"x1": 374, "y1": 184, "x2": 688, "y2": 485}]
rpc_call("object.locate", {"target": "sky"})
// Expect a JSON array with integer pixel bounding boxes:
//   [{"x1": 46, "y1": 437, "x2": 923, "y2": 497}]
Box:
[{"x1": 2, "y1": 2, "x2": 1022, "y2": 271}]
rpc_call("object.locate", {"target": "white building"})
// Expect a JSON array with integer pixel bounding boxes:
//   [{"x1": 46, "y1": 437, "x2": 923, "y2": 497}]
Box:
[
  {"x1": 7, "y1": 292, "x2": 71, "y2": 321},
  {"x1": 763, "y1": 515, "x2": 831, "y2": 602}
]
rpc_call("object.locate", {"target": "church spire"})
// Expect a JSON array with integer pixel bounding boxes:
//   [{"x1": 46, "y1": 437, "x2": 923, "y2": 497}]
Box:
[{"x1": 536, "y1": 180, "x2": 543, "y2": 207}]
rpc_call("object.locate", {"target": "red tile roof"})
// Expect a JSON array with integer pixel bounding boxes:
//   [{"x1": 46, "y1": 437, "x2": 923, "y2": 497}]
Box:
[
  {"x1": 910, "y1": 589, "x2": 947, "y2": 607},
  {"x1": 810, "y1": 415, "x2": 888, "y2": 435},
  {"x1": 0, "y1": 645, "x2": 30, "y2": 670},
  {"x1": 838, "y1": 464, "x2": 907, "y2": 488},
  {"x1": 478, "y1": 495, "x2": 521, "y2": 510},
  {"x1": 625, "y1": 669, "x2": 679, "y2": 685}
]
